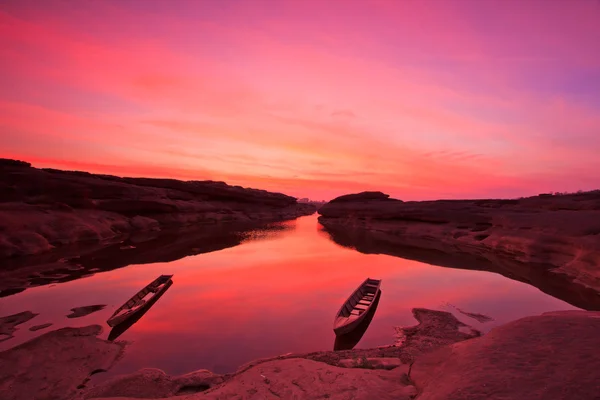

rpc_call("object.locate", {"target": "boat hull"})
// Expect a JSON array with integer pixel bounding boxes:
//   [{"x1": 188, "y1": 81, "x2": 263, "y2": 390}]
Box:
[
  {"x1": 107, "y1": 276, "x2": 173, "y2": 328},
  {"x1": 333, "y1": 278, "x2": 382, "y2": 335},
  {"x1": 333, "y1": 289, "x2": 381, "y2": 335}
]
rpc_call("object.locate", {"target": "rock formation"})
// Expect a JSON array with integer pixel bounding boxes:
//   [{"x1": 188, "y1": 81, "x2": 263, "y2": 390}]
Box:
[
  {"x1": 411, "y1": 310, "x2": 600, "y2": 399},
  {"x1": 0, "y1": 325, "x2": 124, "y2": 400},
  {"x1": 3, "y1": 309, "x2": 598, "y2": 399},
  {"x1": 318, "y1": 191, "x2": 600, "y2": 310},
  {"x1": 0, "y1": 159, "x2": 315, "y2": 258}
]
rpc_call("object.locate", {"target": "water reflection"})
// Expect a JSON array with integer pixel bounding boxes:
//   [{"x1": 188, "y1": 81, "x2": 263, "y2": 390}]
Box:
[
  {"x1": 108, "y1": 279, "x2": 174, "y2": 341},
  {"x1": 334, "y1": 290, "x2": 381, "y2": 351},
  {"x1": 319, "y1": 223, "x2": 600, "y2": 311},
  {"x1": 0, "y1": 221, "x2": 293, "y2": 298}
]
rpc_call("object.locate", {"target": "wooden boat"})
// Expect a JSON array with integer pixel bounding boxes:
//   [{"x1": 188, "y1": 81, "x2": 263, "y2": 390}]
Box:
[
  {"x1": 334, "y1": 288, "x2": 381, "y2": 350},
  {"x1": 107, "y1": 274, "x2": 173, "y2": 327},
  {"x1": 333, "y1": 278, "x2": 382, "y2": 335}
]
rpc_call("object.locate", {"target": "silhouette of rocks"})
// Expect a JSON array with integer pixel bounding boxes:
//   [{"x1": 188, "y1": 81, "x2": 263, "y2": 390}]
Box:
[
  {"x1": 0, "y1": 158, "x2": 315, "y2": 258},
  {"x1": 329, "y1": 191, "x2": 396, "y2": 203}
]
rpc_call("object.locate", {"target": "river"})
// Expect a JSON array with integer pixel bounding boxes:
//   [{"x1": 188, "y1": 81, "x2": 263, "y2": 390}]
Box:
[{"x1": 0, "y1": 214, "x2": 578, "y2": 380}]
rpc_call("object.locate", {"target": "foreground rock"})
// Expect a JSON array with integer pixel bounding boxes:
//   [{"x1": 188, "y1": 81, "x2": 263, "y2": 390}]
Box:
[
  {"x1": 411, "y1": 310, "x2": 600, "y2": 399},
  {"x1": 200, "y1": 358, "x2": 416, "y2": 399},
  {"x1": 84, "y1": 308, "x2": 473, "y2": 399},
  {"x1": 87, "y1": 311, "x2": 600, "y2": 400},
  {"x1": 5, "y1": 309, "x2": 598, "y2": 399},
  {"x1": 394, "y1": 308, "x2": 480, "y2": 360},
  {"x1": 0, "y1": 325, "x2": 124, "y2": 400},
  {"x1": 0, "y1": 158, "x2": 315, "y2": 258},
  {"x1": 83, "y1": 368, "x2": 225, "y2": 399},
  {"x1": 89, "y1": 359, "x2": 415, "y2": 400},
  {"x1": 318, "y1": 191, "x2": 600, "y2": 309}
]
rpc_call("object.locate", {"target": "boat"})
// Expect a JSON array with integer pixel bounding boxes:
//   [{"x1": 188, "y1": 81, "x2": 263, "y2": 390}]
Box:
[
  {"x1": 107, "y1": 274, "x2": 173, "y2": 328},
  {"x1": 334, "y1": 288, "x2": 381, "y2": 350},
  {"x1": 333, "y1": 278, "x2": 382, "y2": 335},
  {"x1": 107, "y1": 279, "x2": 173, "y2": 341}
]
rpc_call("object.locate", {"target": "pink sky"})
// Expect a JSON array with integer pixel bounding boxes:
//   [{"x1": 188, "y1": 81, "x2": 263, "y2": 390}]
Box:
[{"x1": 1, "y1": 0, "x2": 599, "y2": 200}]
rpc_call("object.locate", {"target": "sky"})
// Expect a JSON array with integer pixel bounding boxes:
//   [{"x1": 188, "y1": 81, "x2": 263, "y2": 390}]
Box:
[{"x1": 1, "y1": 0, "x2": 599, "y2": 201}]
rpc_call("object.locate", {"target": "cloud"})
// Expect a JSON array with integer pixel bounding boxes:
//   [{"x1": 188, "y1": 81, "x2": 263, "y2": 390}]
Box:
[{"x1": 0, "y1": 1, "x2": 599, "y2": 200}]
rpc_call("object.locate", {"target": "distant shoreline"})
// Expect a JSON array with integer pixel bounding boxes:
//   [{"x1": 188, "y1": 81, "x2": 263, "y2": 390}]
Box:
[{"x1": 0, "y1": 158, "x2": 315, "y2": 259}]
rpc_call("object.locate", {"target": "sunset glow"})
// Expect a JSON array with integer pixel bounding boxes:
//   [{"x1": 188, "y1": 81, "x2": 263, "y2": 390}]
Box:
[{"x1": 1, "y1": 0, "x2": 599, "y2": 200}]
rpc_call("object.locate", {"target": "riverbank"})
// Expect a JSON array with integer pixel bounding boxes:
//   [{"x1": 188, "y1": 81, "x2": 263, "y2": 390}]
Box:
[
  {"x1": 0, "y1": 308, "x2": 481, "y2": 400},
  {"x1": 318, "y1": 191, "x2": 600, "y2": 310},
  {"x1": 1, "y1": 308, "x2": 597, "y2": 399},
  {"x1": 0, "y1": 159, "x2": 315, "y2": 259}
]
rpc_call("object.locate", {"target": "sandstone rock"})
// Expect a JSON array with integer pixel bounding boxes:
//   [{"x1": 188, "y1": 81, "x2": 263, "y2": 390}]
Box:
[
  {"x1": 411, "y1": 310, "x2": 600, "y2": 400},
  {"x1": 200, "y1": 358, "x2": 415, "y2": 400},
  {"x1": 0, "y1": 325, "x2": 124, "y2": 400},
  {"x1": 338, "y1": 357, "x2": 404, "y2": 370},
  {"x1": 129, "y1": 216, "x2": 160, "y2": 231},
  {"x1": 318, "y1": 191, "x2": 600, "y2": 309},
  {"x1": 84, "y1": 368, "x2": 225, "y2": 399},
  {"x1": 0, "y1": 311, "x2": 38, "y2": 342},
  {"x1": 0, "y1": 159, "x2": 315, "y2": 259},
  {"x1": 96, "y1": 200, "x2": 179, "y2": 215},
  {"x1": 395, "y1": 308, "x2": 480, "y2": 360}
]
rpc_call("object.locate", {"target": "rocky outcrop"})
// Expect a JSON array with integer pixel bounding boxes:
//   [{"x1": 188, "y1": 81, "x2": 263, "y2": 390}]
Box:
[
  {"x1": 318, "y1": 191, "x2": 600, "y2": 309},
  {"x1": 84, "y1": 310, "x2": 599, "y2": 400},
  {"x1": 83, "y1": 368, "x2": 225, "y2": 399},
  {"x1": 411, "y1": 310, "x2": 600, "y2": 400},
  {"x1": 0, "y1": 325, "x2": 124, "y2": 400},
  {"x1": 394, "y1": 308, "x2": 480, "y2": 359},
  {"x1": 4, "y1": 309, "x2": 598, "y2": 400},
  {"x1": 0, "y1": 311, "x2": 38, "y2": 342},
  {"x1": 0, "y1": 159, "x2": 315, "y2": 258},
  {"x1": 82, "y1": 308, "x2": 474, "y2": 399}
]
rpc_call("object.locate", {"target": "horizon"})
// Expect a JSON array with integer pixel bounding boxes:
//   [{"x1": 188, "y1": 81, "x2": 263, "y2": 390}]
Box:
[{"x1": 1, "y1": 0, "x2": 599, "y2": 201}]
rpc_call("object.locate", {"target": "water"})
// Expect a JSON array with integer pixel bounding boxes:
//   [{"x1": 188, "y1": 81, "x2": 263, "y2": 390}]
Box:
[{"x1": 0, "y1": 214, "x2": 578, "y2": 379}]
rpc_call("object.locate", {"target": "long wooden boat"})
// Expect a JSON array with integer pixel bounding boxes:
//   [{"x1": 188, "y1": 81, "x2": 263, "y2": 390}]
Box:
[
  {"x1": 107, "y1": 274, "x2": 173, "y2": 327},
  {"x1": 333, "y1": 278, "x2": 382, "y2": 335}
]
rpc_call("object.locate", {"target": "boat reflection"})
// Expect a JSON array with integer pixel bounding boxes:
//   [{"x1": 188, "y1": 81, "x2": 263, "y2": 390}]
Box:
[
  {"x1": 108, "y1": 279, "x2": 174, "y2": 341},
  {"x1": 333, "y1": 290, "x2": 381, "y2": 351}
]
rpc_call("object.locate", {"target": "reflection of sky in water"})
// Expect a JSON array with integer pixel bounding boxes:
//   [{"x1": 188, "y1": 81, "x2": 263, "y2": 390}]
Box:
[{"x1": 0, "y1": 215, "x2": 577, "y2": 379}]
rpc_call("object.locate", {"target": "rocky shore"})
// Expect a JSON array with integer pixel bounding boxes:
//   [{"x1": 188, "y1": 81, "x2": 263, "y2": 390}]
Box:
[
  {"x1": 318, "y1": 191, "x2": 600, "y2": 310},
  {"x1": 0, "y1": 159, "x2": 315, "y2": 258},
  {"x1": 1, "y1": 308, "x2": 598, "y2": 400}
]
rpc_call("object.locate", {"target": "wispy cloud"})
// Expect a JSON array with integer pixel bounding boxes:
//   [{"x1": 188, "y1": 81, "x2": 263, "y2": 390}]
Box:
[{"x1": 1, "y1": 1, "x2": 599, "y2": 200}]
